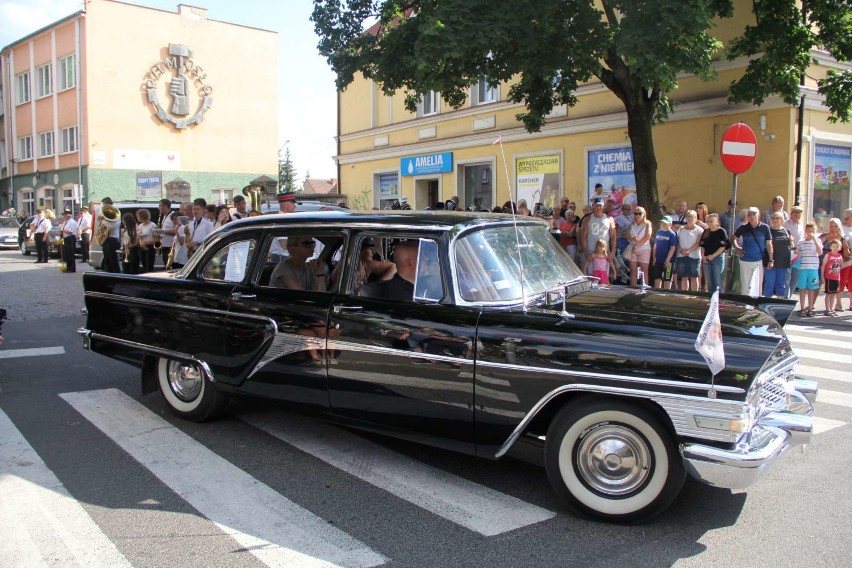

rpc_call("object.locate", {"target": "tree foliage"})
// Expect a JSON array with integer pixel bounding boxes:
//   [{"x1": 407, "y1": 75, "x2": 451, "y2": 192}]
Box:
[
  {"x1": 312, "y1": 0, "x2": 852, "y2": 213},
  {"x1": 279, "y1": 148, "x2": 298, "y2": 193}
]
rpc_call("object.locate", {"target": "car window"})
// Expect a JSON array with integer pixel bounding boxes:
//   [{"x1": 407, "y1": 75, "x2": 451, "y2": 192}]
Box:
[
  {"x1": 413, "y1": 239, "x2": 443, "y2": 302},
  {"x1": 354, "y1": 235, "x2": 444, "y2": 303},
  {"x1": 201, "y1": 239, "x2": 256, "y2": 282},
  {"x1": 259, "y1": 231, "x2": 345, "y2": 292}
]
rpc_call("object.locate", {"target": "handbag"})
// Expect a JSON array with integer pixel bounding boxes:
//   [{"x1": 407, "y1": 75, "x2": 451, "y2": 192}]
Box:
[
  {"x1": 747, "y1": 227, "x2": 769, "y2": 267},
  {"x1": 622, "y1": 243, "x2": 633, "y2": 260}
]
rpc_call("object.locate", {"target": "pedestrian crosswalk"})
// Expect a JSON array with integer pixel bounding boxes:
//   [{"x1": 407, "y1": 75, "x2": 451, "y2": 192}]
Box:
[{"x1": 1, "y1": 323, "x2": 850, "y2": 567}]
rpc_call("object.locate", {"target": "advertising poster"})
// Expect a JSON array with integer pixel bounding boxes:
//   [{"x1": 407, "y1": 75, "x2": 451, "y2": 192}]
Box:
[
  {"x1": 813, "y1": 143, "x2": 851, "y2": 227},
  {"x1": 515, "y1": 155, "x2": 561, "y2": 209},
  {"x1": 587, "y1": 147, "x2": 637, "y2": 208},
  {"x1": 136, "y1": 171, "x2": 163, "y2": 200},
  {"x1": 378, "y1": 173, "x2": 399, "y2": 200}
]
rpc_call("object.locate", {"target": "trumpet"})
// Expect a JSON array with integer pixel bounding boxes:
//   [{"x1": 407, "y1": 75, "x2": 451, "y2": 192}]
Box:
[{"x1": 58, "y1": 236, "x2": 67, "y2": 272}]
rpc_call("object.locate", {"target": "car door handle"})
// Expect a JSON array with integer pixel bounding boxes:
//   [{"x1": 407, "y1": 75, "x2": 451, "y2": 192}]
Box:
[
  {"x1": 333, "y1": 305, "x2": 363, "y2": 313},
  {"x1": 230, "y1": 292, "x2": 256, "y2": 301}
]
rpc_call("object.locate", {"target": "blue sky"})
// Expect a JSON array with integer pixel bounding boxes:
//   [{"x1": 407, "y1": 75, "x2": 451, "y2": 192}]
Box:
[{"x1": 0, "y1": 0, "x2": 339, "y2": 180}]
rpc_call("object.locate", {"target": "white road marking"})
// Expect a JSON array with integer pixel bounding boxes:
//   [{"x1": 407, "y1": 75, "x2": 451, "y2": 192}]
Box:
[
  {"x1": 785, "y1": 333, "x2": 852, "y2": 352},
  {"x1": 60, "y1": 389, "x2": 386, "y2": 568},
  {"x1": 811, "y1": 416, "x2": 847, "y2": 435},
  {"x1": 793, "y1": 347, "x2": 852, "y2": 366},
  {"x1": 0, "y1": 407, "x2": 132, "y2": 568},
  {"x1": 795, "y1": 365, "x2": 852, "y2": 383},
  {"x1": 0, "y1": 346, "x2": 65, "y2": 359},
  {"x1": 239, "y1": 408, "x2": 556, "y2": 536},
  {"x1": 817, "y1": 389, "x2": 852, "y2": 410}
]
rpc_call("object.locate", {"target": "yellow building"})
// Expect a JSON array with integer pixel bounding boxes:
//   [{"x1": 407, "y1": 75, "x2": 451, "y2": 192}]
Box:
[
  {"x1": 336, "y1": 8, "x2": 852, "y2": 225},
  {"x1": 0, "y1": 0, "x2": 278, "y2": 215}
]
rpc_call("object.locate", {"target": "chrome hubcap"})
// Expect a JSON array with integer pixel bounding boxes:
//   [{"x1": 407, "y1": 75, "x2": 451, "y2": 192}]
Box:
[
  {"x1": 576, "y1": 425, "x2": 651, "y2": 496},
  {"x1": 166, "y1": 360, "x2": 202, "y2": 402}
]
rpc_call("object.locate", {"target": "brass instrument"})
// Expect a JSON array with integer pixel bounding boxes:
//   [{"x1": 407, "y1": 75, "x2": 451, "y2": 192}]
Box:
[
  {"x1": 58, "y1": 236, "x2": 67, "y2": 272},
  {"x1": 96, "y1": 204, "x2": 120, "y2": 245},
  {"x1": 242, "y1": 183, "x2": 264, "y2": 214},
  {"x1": 166, "y1": 237, "x2": 176, "y2": 269},
  {"x1": 153, "y1": 213, "x2": 163, "y2": 251}
]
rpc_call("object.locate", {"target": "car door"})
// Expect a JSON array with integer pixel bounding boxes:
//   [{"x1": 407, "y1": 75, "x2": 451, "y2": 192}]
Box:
[
  {"x1": 225, "y1": 228, "x2": 346, "y2": 411},
  {"x1": 327, "y1": 233, "x2": 479, "y2": 454}
]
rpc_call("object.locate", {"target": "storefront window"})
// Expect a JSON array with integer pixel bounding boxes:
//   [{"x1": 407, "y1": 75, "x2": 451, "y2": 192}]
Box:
[
  {"x1": 813, "y1": 143, "x2": 851, "y2": 231},
  {"x1": 377, "y1": 172, "x2": 399, "y2": 209},
  {"x1": 462, "y1": 164, "x2": 493, "y2": 211}
]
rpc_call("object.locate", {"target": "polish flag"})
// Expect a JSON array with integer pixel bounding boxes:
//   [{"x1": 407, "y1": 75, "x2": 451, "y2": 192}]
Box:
[{"x1": 492, "y1": 136, "x2": 502, "y2": 145}]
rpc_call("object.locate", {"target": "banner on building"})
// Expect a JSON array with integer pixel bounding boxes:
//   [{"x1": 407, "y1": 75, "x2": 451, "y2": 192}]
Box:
[
  {"x1": 515, "y1": 155, "x2": 561, "y2": 209},
  {"x1": 400, "y1": 152, "x2": 453, "y2": 176},
  {"x1": 587, "y1": 147, "x2": 637, "y2": 208},
  {"x1": 378, "y1": 173, "x2": 399, "y2": 200},
  {"x1": 813, "y1": 143, "x2": 851, "y2": 224},
  {"x1": 136, "y1": 171, "x2": 163, "y2": 200}
]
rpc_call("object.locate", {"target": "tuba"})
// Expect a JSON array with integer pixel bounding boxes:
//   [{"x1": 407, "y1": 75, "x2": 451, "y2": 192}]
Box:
[
  {"x1": 96, "y1": 204, "x2": 120, "y2": 245},
  {"x1": 242, "y1": 183, "x2": 265, "y2": 214}
]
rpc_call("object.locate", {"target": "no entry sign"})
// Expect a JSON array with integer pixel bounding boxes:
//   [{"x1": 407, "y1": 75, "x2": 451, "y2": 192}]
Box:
[{"x1": 720, "y1": 123, "x2": 757, "y2": 174}]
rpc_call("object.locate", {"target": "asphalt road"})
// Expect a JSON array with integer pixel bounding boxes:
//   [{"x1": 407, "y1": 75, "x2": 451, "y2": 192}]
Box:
[{"x1": 1, "y1": 248, "x2": 850, "y2": 567}]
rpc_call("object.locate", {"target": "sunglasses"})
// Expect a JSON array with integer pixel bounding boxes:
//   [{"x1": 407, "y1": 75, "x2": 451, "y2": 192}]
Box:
[{"x1": 297, "y1": 240, "x2": 316, "y2": 248}]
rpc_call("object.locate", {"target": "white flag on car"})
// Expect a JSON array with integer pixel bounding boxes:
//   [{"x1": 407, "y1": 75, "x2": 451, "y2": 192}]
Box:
[{"x1": 695, "y1": 290, "x2": 726, "y2": 376}]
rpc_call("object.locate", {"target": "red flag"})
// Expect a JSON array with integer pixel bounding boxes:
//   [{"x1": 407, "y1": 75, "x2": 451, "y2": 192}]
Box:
[{"x1": 492, "y1": 136, "x2": 502, "y2": 145}]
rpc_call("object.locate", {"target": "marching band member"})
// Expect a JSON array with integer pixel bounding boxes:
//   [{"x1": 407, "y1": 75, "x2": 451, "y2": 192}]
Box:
[
  {"x1": 60, "y1": 208, "x2": 78, "y2": 273},
  {"x1": 78, "y1": 205, "x2": 92, "y2": 263}
]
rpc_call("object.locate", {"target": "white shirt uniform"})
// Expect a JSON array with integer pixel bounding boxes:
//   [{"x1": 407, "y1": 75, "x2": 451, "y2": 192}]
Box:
[
  {"x1": 176, "y1": 216, "x2": 213, "y2": 263},
  {"x1": 78, "y1": 212, "x2": 92, "y2": 236},
  {"x1": 160, "y1": 213, "x2": 176, "y2": 248},
  {"x1": 33, "y1": 215, "x2": 50, "y2": 234},
  {"x1": 61, "y1": 217, "x2": 78, "y2": 237}
]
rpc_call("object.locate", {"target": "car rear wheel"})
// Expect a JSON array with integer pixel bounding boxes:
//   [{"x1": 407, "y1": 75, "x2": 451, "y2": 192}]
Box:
[
  {"x1": 157, "y1": 357, "x2": 225, "y2": 421},
  {"x1": 20, "y1": 241, "x2": 30, "y2": 255},
  {"x1": 544, "y1": 398, "x2": 685, "y2": 522}
]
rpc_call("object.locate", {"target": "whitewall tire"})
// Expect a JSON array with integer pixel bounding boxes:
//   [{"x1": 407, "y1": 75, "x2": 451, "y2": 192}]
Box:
[
  {"x1": 545, "y1": 397, "x2": 685, "y2": 522},
  {"x1": 157, "y1": 357, "x2": 225, "y2": 421}
]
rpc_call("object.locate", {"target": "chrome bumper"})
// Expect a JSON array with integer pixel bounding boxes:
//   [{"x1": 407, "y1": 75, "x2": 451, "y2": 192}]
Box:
[
  {"x1": 78, "y1": 327, "x2": 92, "y2": 350},
  {"x1": 681, "y1": 378, "x2": 816, "y2": 490}
]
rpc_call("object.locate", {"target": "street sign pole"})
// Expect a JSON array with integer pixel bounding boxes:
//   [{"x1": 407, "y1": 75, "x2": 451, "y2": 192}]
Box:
[{"x1": 719, "y1": 122, "x2": 757, "y2": 294}]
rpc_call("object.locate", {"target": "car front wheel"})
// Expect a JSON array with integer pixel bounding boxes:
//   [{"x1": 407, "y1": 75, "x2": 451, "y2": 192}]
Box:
[
  {"x1": 544, "y1": 397, "x2": 685, "y2": 522},
  {"x1": 157, "y1": 357, "x2": 225, "y2": 421}
]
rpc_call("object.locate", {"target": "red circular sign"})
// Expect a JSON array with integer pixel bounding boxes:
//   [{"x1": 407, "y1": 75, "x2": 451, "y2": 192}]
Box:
[{"x1": 720, "y1": 123, "x2": 757, "y2": 174}]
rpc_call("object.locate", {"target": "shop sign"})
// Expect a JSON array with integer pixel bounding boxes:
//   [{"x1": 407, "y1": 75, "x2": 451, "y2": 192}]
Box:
[
  {"x1": 136, "y1": 171, "x2": 163, "y2": 199},
  {"x1": 587, "y1": 147, "x2": 637, "y2": 207},
  {"x1": 814, "y1": 144, "x2": 851, "y2": 192},
  {"x1": 516, "y1": 155, "x2": 561, "y2": 208},
  {"x1": 143, "y1": 43, "x2": 213, "y2": 129},
  {"x1": 401, "y1": 152, "x2": 453, "y2": 176}
]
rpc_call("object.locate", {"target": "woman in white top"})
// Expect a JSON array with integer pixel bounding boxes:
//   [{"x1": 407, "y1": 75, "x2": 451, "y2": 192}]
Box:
[
  {"x1": 136, "y1": 209, "x2": 156, "y2": 273},
  {"x1": 626, "y1": 206, "x2": 653, "y2": 287},
  {"x1": 676, "y1": 210, "x2": 704, "y2": 291}
]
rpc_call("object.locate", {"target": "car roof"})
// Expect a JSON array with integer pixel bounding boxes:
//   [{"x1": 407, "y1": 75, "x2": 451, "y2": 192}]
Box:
[{"x1": 215, "y1": 210, "x2": 545, "y2": 235}]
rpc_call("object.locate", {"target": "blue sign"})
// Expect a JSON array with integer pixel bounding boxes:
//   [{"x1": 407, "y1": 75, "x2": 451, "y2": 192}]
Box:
[{"x1": 401, "y1": 151, "x2": 453, "y2": 176}]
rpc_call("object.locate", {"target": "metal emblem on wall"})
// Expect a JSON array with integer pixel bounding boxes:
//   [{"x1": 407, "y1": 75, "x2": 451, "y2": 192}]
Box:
[{"x1": 143, "y1": 43, "x2": 213, "y2": 129}]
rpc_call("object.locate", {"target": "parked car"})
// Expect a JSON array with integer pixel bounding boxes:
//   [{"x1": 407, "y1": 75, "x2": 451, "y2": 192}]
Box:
[
  {"x1": 78, "y1": 211, "x2": 816, "y2": 522},
  {"x1": 0, "y1": 216, "x2": 21, "y2": 248},
  {"x1": 18, "y1": 215, "x2": 82, "y2": 258}
]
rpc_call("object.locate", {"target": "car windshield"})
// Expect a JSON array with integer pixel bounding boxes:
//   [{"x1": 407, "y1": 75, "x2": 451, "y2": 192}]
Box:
[
  {"x1": 0, "y1": 217, "x2": 19, "y2": 228},
  {"x1": 454, "y1": 223, "x2": 584, "y2": 302}
]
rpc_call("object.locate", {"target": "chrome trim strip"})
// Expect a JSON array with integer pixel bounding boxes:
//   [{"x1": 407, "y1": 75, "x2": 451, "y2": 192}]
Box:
[
  {"x1": 84, "y1": 291, "x2": 277, "y2": 326},
  {"x1": 328, "y1": 339, "x2": 472, "y2": 366},
  {"x1": 246, "y1": 331, "x2": 327, "y2": 379},
  {"x1": 83, "y1": 331, "x2": 216, "y2": 383},
  {"x1": 494, "y1": 383, "x2": 749, "y2": 459},
  {"x1": 474, "y1": 358, "x2": 745, "y2": 394}
]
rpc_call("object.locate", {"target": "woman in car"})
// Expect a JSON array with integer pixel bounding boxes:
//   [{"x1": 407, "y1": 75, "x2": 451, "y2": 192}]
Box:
[{"x1": 270, "y1": 235, "x2": 329, "y2": 291}]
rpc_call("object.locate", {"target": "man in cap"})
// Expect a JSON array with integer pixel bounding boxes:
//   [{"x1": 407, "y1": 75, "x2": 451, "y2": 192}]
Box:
[
  {"x1": 579, "y1": 196, "x2": 617, "y2": 274},
  {"x1": 78, "y1": 205, "x2": 92, "y2": 263},
  {"x1": 733, "y1": 206, "x2": 773, "y2": 297},
  {"x1": 31, "y1": 206, "x2": 51, "y2": 263},
  {"x1": 651, "y1": 216, "x2": 678, "y2": 289},
  {"x1": 399, "y1": 195, "x2": 411, "y2": 210},
  {"x1": 277, "y1": 191, "x2": 297, "y2": 214},
  {"x1": 60, "y1": 208, "x2": 78, "y2": 273},
  {"x1": 98, "y1": 197, "x2": 122, "y2": 273}
]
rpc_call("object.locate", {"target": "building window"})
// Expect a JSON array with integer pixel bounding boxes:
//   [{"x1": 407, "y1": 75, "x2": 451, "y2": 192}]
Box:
[
  {"x1": 19, "y1": 136, "x2": 33, "y2": 160},
  {"x1": 61, "y1": 126, "x2": 79, "y2": 153},
  {"x1": 0, "y1": 140, "x2": 6, "y2": 170},
  {"x1": 417, "y1": 90, "x2": 440, "y2": 117},
  {"x1": 21, "y1": 190, "x2": 35, "y2": 216},
  {"x1": 462, "y1": 163, "x2": 493, "y2": 211},
  {"x1": 37, "y1": 64, "x2": 53, "y2": 98},
  {"x1": 39, "y1": 132, "x2": 55, "y2": 157},
  {"x1": 474, "y1": 77, "x2": 498, "y2": 105},
  {"x1": 212, "y1": 188, "x2": 235, "y2": 205},
  {"x1": 16, "y1": 72, "x2": 31, "y2": 104},
  {"x1": 59, "y1": 55, "x2": 76, "y2": 90},
  {"x1": 62, "y1": 186, "x2": 75, "y2": 212}
]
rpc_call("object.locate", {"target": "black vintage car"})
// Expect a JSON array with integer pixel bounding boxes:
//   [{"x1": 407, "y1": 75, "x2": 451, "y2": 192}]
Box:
[{"x1": 78, "y1": 211, "x2": 816, "y2": 522}]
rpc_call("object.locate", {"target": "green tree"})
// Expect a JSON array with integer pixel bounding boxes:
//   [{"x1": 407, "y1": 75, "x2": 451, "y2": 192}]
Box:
[
  {"x1": 279, "y1": 147, "x2": 298, "y2": 193},
  {"x1": 312, "y1": 0, "x2": 852, "y2": 218}
]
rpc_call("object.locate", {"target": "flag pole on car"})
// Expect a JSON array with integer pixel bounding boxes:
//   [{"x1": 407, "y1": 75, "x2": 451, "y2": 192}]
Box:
[{"x1": 694, "y1": 290, "x2": 726, "y2": 398}]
